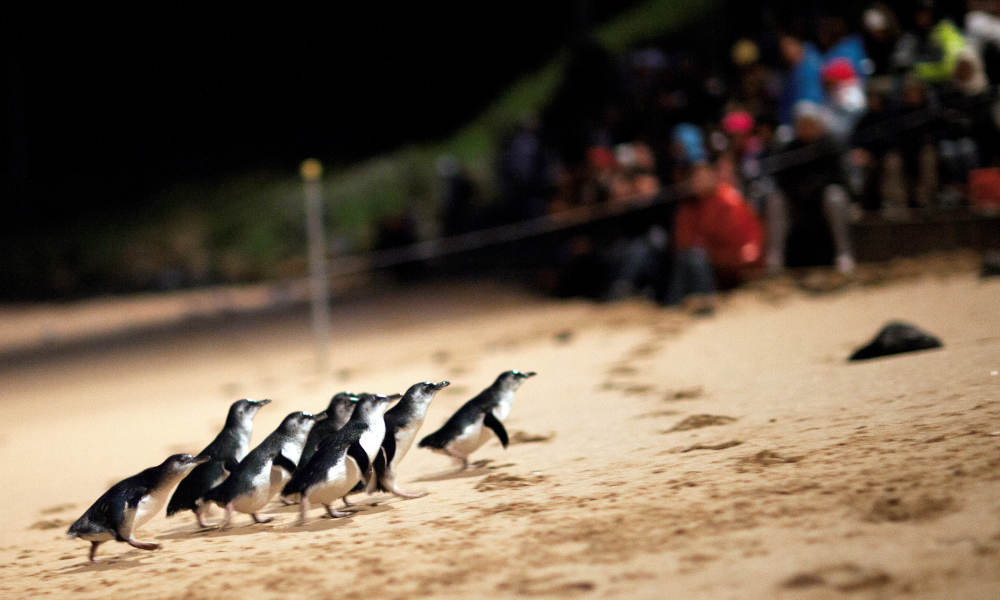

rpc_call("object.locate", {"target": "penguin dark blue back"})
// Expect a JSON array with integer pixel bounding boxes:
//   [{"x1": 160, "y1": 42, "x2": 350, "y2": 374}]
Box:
[
  {"x1": 200, "y1": 411, "x2": 320, "y2": 528},
  {"x1": 297, "y1": 392, "x2": 358, "y2": 473},
  {"x1": 419, "y1": 370, "x2": 535, "y2": 469},
  {"x1": 282, "y1": 393, "x2": 395, "y2": 522},
  {"x1": 373, "y1": 380, "x2": 449, "y2": 498},
  {"x1": 68, "y1": 453, "x2": 208, "y2": 562},
  {"x1": 167, "y1": 398, "x2": 269, "y2": 527}
]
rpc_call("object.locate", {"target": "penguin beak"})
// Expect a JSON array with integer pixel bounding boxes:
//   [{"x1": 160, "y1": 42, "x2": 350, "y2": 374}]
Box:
[
  {"x1": 193, "y1": 456, "x2": 211, "y2": 465},
  {"x1": 433, "y1": 381, "x2": 450, "y2": 390},
  {"x1": 386, "y1": 393, "x2": 402, "y2": 400},
  {"x1": 517, "y1": 371, "x2": 537, "y2": 379},
  {"x1": 313, "y1": 411, "x2": 328, "y2": 421},
  {"x1": 253, "y1": 399, "x2": 272, "y2": 407}
]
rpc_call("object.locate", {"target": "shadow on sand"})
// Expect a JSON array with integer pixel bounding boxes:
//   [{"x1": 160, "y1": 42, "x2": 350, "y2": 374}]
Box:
[
  {"x1": 156, "y1": 501, "x2": 398, "y2": 540},
  {"x1": 414, "y1": 460, "x2": 516, "y2": 483},
  {"x1": 57, "y1": 550, "x2": 150, "y2": 574}
]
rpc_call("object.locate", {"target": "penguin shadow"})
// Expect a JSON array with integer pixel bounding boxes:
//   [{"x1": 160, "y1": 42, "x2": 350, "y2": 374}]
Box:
[
  {"x1": 156, "y1": 520, "x2": 282, "y2": 541},
  {"x1": 57, "y1": 551, "x2": 150, "y2": 574},
  {"x1": 263, "y1": 495, "x2": 398, "y2": 515},
  {"x1": 280, "y1": 504, "x2": 399, "y2": 534},
  {"x1": 414, "y1": 460, "x2": 514, "y2": 483},
  {"x1": 282, "y1": 515, "x2": 357, "y2": 533}
]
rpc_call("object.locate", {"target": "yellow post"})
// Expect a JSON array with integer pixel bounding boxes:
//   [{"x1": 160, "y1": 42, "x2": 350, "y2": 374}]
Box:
[{"x1": 301, "y1": 158, "x2": 330, "y2": 373}]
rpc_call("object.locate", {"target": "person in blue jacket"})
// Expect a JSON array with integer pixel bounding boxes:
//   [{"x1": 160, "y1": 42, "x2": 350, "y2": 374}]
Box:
[{"x1": 778, "y1": 32, "x2": 826, "y2": 125}]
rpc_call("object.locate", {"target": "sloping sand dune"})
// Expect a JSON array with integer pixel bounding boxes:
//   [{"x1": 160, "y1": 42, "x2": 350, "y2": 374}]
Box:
[{"x1": 1, "y1": 273, "x2": 998, "y2": 599}]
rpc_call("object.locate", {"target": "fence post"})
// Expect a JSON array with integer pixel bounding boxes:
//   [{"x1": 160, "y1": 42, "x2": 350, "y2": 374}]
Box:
[{"x1": 301, "y1": 158, "x2": 330, "y2": 373}]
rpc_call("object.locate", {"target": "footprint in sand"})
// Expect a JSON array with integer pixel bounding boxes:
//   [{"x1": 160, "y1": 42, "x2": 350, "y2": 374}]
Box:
[
  {"x1": 623, "y1": 384, "x2": 656, "y2": 396},
  {"x1": 607, "y1": 364, "x2": 639, "y2": 376},
  {"x1": 738, "y1": 450, "x2": 804, "y2": 467},
  {"x1": 628, "y1": 343, "x2": 661, "y2": 358},
  {"x1": 474, "y1": 472, "x2": 548, "y2": 492},
  {"x1": 665, "y1": 414, "x2": 736, "y2": 432},
  {"x1": 667, "y1": 386, "x2": 704, "y2": 401},
  {"x1": 28, "y1": 519, "x2": 66, "y2": 530},
  {"x1": 634, "y1": 410, "x2": 680, "y2": 420},
  {"x1": 783, "y1": 563, "x2": 891, "y2": 592},
  {"x1": 864, "y1": 494, "x2": 955, "y2": 523},
  {"x1": 497, "y1": 576, "x2": 595, "y2": 596},
  {"x1": 39, "y1": 503, "x2": 76, "y2": 515},
  {"x1": 681, "y1": 440, "x2": 742, "y2": 453},
  {"x1": 552, "y1": 330, "x2": 574, "y2": 344},
  {"x1": 510, "y1": 431, "x2": 556, "y2": 444}
]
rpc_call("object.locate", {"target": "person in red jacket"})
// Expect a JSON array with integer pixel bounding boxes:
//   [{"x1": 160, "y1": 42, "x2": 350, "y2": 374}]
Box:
[{"x1": 667, "y1": 162, "x2": 764, "y2": 311}]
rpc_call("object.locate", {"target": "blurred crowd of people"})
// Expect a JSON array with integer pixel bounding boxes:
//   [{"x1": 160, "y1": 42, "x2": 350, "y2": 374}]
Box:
[{"x1": 435, "y1": 1, "x2": 1000, "y2": 311}]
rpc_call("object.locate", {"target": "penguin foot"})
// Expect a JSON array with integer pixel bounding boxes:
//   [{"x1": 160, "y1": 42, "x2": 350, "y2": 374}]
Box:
[
  {"x1": 297, "y1": 498, "x2": 311, "y2": 525},
  {"x1": 443, "y1": 451, "x2": 470, "y2": 472},
  {"x1": 88, "y1": 542, "x2": 102, "y2": 563},
  {"x1": 252, "y1": 513, "x2": 274, "y2": 524},
  {"x1": 392, "y1": 488, "x2": 428, "y2": 499},
  {"x1": 341, "y1": 495, "x2": 353, "y2": 507},
  {"x1": 324, "y1": 504, "x2": 352, "y2": 518},
  {"x1": 126, "y1": 539, "x2": 160, "y2": 552},
  {"x1": 196, "y1": 514, "x2": 216, "y2": 529},
  {"x1": 219, "y1": 503, "x2": 235, "y2": 530}
]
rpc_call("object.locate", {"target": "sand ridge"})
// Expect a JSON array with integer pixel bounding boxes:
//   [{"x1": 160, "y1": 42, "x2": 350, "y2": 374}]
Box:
[{"x1": 1, "y1": 270, "x2": 998, "y2": 598}]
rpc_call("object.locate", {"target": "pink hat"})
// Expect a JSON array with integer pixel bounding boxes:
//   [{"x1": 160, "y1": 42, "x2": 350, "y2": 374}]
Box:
[
  {"x1": 722, "y1": 110, "x2": 754, "y2": 135},
  {"x1": 821, "y1": 58, "x2": 856, "y2": 83}
]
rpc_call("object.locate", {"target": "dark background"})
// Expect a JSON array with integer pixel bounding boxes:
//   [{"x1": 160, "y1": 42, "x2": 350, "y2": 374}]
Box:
[{"x1": 4, "y1": 3, "x2": 642, "y2": 235}]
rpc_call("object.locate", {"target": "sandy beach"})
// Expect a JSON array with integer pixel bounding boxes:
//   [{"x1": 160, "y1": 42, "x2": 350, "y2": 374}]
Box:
[{"x1": 1, "y1": 265, "x2": 998, "y2": 599}]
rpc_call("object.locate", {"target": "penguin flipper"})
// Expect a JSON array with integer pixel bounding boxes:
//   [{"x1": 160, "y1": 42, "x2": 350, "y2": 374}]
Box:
[
  {"x1": 418, "y1": 429, "x2": 445, "y2": 449},
  {"x1": 483, "y1": 412, "x2": 509, "y2": 448},
  {"x1": 346, "y1": 442, "x2": 371, "y2": 483},
  {"x1": 168, "y1": 461, "x2": 225, "y2": 516},
  {"x1": 381, "y1": 433, "x2": 397, "y2": 471},
  {"x1": 112, "y1": 488, "x2": 146, "y2": 541},
  {"x1": 273, "y1": 453, "x2": 297, "y2": 474}
]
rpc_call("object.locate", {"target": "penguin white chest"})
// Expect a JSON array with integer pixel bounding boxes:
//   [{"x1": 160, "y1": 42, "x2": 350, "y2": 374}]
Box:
[
  {"x1": 234, "y1": 429, "x2": 252, "y2": 462},
  {"x1": 391, "y1": 423, "x2": 420, "y2": 469},
  {"x1": 134, "y1": 488, "x2": 170, "y2": 529},
  {"x1": 279, "y1": 438, "x2": 304, "y2": 465},
  {"x1": 492, "y1": 391, "x2": 515, "y2": 420},
  {"x1": 360, "y1": 422, "x2": 386, "y2": 460},
  {"x1": 305, "y1": 457, "x2": 361, "y2": 504},
  {"x1": 232, "y1": 465, "x2": 275, "y2": 513},
  {"x1": 447, "y1": 416, "x2": 488, "y2": 456}
]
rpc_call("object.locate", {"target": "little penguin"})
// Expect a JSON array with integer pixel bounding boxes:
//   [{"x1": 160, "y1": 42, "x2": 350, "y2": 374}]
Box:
[
  {"x1": 297, "y1": 392, "x2": 359, "y2": 474},
  {"x1": 281, "y1": 393, "x2": 396, "y2": 522},
  {"x1": 68, "y1": 453, "x2": 209, "y2": 562},
  {"x1": 200, "y1": 411, "x2": 321, "y2": 528},
  {"x1": 167, "y1": 398, "x2": 270, "y2": 527},
  {"x1": 372, "y1": 380, "x2": 450, "y2": 498},
  {"x1": 419, "y1": 370, "x2": 536, "y2": 470}
]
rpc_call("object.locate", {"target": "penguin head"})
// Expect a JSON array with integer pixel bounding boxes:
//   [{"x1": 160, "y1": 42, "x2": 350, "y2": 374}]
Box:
[
  {"x1": 326, "y1": 392, "x2": 359, "y2": 424},
  {"x1": 405, "y1": 380, "x2": 450, "y2": 403},
  {"x1": 355, "y1": 392, "x2": 400, "y2": 416},
  {"x1": 227, "y1": 398, "x2": 270, "y2": 428},
  {"x1": 496, "y1": 370, "x2": 537, "y2": 391},
  {"x1": 278, "y1": 411, "x2": 322, "y2": 438},
  {"x1": 162, "y1": 453, "x2": 211, "y2": 475}
]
